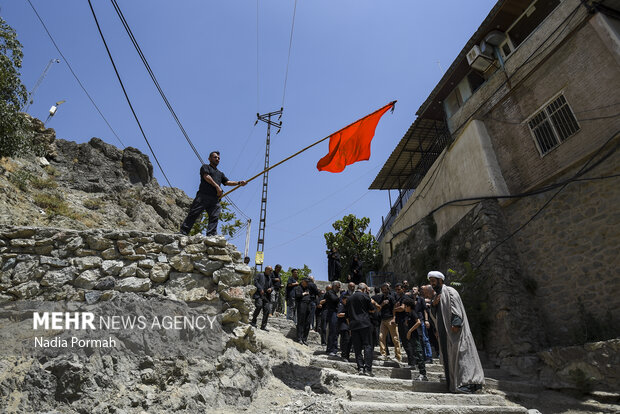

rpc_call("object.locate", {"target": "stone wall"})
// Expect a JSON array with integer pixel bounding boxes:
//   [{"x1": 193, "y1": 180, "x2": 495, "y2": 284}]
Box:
[
  {"x1": 0, "y1": 225, "x2": 272, "y2": 412},
  {"x1": 382, "y1": 200, "x2": 543, "y2": 363},
  {"x1": 502, "y1": 137, "x2": 620, "y2": 346},
  {"x1": 0, "y1": 225, "x2": 255, "y2": 324}
]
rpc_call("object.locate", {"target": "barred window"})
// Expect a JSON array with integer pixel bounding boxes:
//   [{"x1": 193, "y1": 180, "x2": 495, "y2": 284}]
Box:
[{"x1": 528, "y1": 94, "x2": 580, "y2": 156}]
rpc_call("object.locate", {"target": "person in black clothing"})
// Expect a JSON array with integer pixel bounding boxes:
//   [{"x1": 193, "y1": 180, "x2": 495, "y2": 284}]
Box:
[
  {"x1": 327, "y1": 247, "x2": 342, "y2": 282},
  {"x1": 324, "y1": 281, "x2": 341, "y2": 356},
  {"x1": 270, "y1": 264, "x2": 283, "y2": 316},
  {"x1": 337, "y1": 292, "x2": 351, "y2": 361},
  {"x1": 402, "y1": 297, "x2": 428, "y2": 381},
  {"x1": 412, "y1": 285, "x2": 433, "y2": 363},
  {"x1": 393, "y1": 283, "x2": 413, "y2": 366},
  {"x1": 286, "y1": 269, "x2": 299, "y2": 322},
  {"x1": 294, "y1": 278, "x2": 318, "y2": 344},
  {"x1": 314, "y1": 289, "x2": 324, "y2": 332},
  {"x1": 180, "y1": 151, "x2": 247, "y2": 235},
  {"x1": 346, "y1": 283, "x2": 380, "y2": 376},
  {"x1": 318, "y1": 286, "x2": 330, "y2": 346},
  {"x1": 307, "y1": 276, "x2": 318, "y2": 330},
  {"x1": 250, "y1": 266, "x2": 273, "y2": 330},
  {"x1": 348, "y1": 256, "x2": 362, "y2": 284},
  {"x1": 370, "y1": 286, "x2": 382, "y2": 351}
]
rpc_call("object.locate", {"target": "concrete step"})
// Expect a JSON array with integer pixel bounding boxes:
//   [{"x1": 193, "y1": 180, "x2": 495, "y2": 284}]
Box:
[
  {"x1": 339, "y1": 401, "x2": 527, "y2": 414},
  {"x1": 321, "y1": 368, "x2": 448, "y2": 393},
  {"x1": 346, "y1": 388, "x2": 513, "y2": 406},
  {"x1": 310, "y1": 357, "x2": 444, "y2": 380}
]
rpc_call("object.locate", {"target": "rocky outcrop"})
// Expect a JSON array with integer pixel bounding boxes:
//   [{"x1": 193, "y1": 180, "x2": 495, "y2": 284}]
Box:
[
  {"x1": 538, "y1": 339, "x2": 620, "y2": 392},
  {"x1": 0, "y1": 117, "x2": 192, "y2": 232}
]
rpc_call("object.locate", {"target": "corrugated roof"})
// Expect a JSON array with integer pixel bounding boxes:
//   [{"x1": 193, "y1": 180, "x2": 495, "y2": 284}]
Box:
[{"x1": 369, "y1": 118, "x2": 449, "y2": 190}]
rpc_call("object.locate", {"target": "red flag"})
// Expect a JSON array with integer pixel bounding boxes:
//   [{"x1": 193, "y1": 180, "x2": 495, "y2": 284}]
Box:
[{"x1": 317, "y1": 101, "x2": 395, "y2": 173}]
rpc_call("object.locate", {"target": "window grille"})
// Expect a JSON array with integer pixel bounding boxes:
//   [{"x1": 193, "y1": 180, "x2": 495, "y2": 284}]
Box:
[{"x1": 528, "y1": 94, "x2": 579, "y2": 155}]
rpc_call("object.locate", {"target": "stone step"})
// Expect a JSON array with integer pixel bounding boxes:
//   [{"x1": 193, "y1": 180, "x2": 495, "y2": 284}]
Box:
[
  {"x1": 484, "y1": 378, "x2": 542, "y2": 394},
  {"x1": 321, "y1": 368, "x2": 448, "y2": 393},
  {"x1": 312, "y1": 353, "x2": 444, "y2": 371},
  {"x1": 346, "y1": 388, "x2": 513, "y2": 406},
  {"x1": 310, "y1": 357, "x2": 444, "y2": 380},
  {"x1": 339, "y1": 401, "x2": 527, "y2": 414}
]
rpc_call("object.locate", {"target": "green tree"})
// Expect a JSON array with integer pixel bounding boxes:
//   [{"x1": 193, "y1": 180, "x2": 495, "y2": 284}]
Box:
[
  {"x1": 189, "y1": 200, "x2": 243, "y2": 237},
  {"x1": 0, "y1": 17, "x2": 29, "y2": 158},
  {"x1": 324, "y1": 214, "x2": 381, "y2": 282}
]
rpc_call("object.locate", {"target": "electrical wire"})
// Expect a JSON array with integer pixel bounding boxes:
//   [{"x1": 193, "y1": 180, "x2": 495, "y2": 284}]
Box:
[
  {"x1": 383, "y1": 129, "x2": 620, "y2": 265},
  {"x1": 25, "y1": 0, "x2": 126, "y2": 149},
  {"x1": 256, "y1": 0, "x2": 260, "y2": 113},
  {"x1": 109, "y1": 1, "x2": 253, "y2": 220},
  {"x1": 110, "y1": 0, "x2": 205, "y2": 165},
  {"x1": 87, "y1": 0, "x2": 172, "y2": 187},
  {"x1": 265, "y1": 191, "x2": 371, "y2": 252},
  {"x1": 475, "y1": 130, "x2": 620, "y2": 268},
  {"x1": 281, "y1": 0, "x2": 298, "y2": 109}
]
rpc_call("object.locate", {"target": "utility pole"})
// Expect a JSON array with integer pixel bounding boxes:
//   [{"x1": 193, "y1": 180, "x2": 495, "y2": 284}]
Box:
[
  {"x1": 254, "y1": 108, "x2": 282, "y2": 271},
  {"x1": 23, "y1": 58, "x2": 61, "y2": 112},
  {"x1": 244, "y1": 219, "x2": 252, "y2": 261}
]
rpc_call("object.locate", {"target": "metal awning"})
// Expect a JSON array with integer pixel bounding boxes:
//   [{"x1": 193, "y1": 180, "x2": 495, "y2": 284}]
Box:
[{"x1": 369, "y1": 118, "x2": 450, "y2": 190}]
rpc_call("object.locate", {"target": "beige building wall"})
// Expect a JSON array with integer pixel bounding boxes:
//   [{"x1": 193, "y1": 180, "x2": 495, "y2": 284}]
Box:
[{"x1": 381, "y1": 119, "x2": 508, "y2": 261}]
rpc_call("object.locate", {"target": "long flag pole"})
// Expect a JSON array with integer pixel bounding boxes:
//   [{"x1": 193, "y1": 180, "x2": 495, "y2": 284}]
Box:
[{"x1": 222, "y1": 100, "x2": 396, "y2": 198}]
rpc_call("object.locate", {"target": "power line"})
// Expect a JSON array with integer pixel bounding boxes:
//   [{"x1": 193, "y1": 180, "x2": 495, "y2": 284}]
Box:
[
  {"x1": 256, "y1": 0, "x2": 260, "y2": 113},
  {"x1": 475, "y1": 130, "x2": 620, "y2": 268},
  {"x1": 109, "y1": 0, "x2": 251, "y2": 221},
  {"x1": 86, "y1": 0, "x2": 172, "y2": 187},
  {"x1": 281, "y1": 0, "x2": 298, "y2": 109},
  {"x1": 265, "y1": 190, "x2": 371, "y2": 252},
  {"x1": 25, "y1": 0, "x2": 126, "y2": 149},
  {"x1": 109, "y1": 0, "x2": 205, "y2": 165}
]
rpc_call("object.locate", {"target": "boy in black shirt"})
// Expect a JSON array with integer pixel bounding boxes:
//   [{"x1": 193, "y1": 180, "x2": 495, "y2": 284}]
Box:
[{"x1": 403, "y1": 297, "x2": 428, "y2": 381}]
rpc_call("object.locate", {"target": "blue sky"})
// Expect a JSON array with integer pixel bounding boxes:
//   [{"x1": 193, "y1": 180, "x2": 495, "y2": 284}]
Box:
[{"x1": 4, "y1": 0, "x2": 496, "y2": 280}]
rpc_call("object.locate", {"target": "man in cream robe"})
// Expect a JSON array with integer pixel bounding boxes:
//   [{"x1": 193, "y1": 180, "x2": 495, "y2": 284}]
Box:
[{"x1": 428, "y1": 271, "x2": 485, "y2": 394}]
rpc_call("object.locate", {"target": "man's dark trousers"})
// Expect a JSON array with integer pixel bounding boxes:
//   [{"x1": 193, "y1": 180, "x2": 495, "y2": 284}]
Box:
[
  {"x1": 320, "y1": 309, "x2": 328, "y2": 345},
  {"x1": 296, "y1": 302, "x2": 311, "y2": 342},
  {"x1": 398, "y1": 322, "x2": 414, "y2": 366},
  {"x1": 326, "y1": 311, "x2": 339, "y2": 354},
  {"x1": 351, "y1": 327, "x2": 373, "y2": 371},
  {"x1": 308, "y1": 301, "x2": 317, "y2": 330},
  {"x1": 340, "y1": 330, "x2": 351, "y2": 360},
  {"x1": 180, "y1": 194, "x2": 221, "y2": 236},
  {"x1": 251, "y1": 297, "x2": 270, "y2": 329}
]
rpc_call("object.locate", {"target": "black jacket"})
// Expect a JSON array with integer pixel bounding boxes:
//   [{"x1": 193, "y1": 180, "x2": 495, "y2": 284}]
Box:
[
  {"x1": 253, "y1": 272, "x2": 272, "y2": 300},
  {"x1": 295, "y1": 283, "x2": 319, "y2": 304},
  {"x1": 324, "y1": 290, "x2": 340, "y2": 312},
  {"x1": 270, "y1": 270, "x2": 282, "y2": 290}
]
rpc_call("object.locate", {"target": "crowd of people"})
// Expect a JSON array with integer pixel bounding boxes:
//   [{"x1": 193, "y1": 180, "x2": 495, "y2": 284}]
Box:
[{"x1": 250, "y1": 266, "x2": 485, "y2": 394}]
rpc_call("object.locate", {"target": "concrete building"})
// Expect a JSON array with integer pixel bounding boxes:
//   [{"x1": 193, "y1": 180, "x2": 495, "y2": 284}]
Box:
[{"x1": 370, "y1": 0, "x2": 620, "y2": 365}]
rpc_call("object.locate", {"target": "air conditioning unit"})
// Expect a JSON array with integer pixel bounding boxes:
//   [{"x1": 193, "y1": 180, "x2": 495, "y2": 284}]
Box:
[{"x1": 466, "y1": 45, "x2": 494, "y2": 72}]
